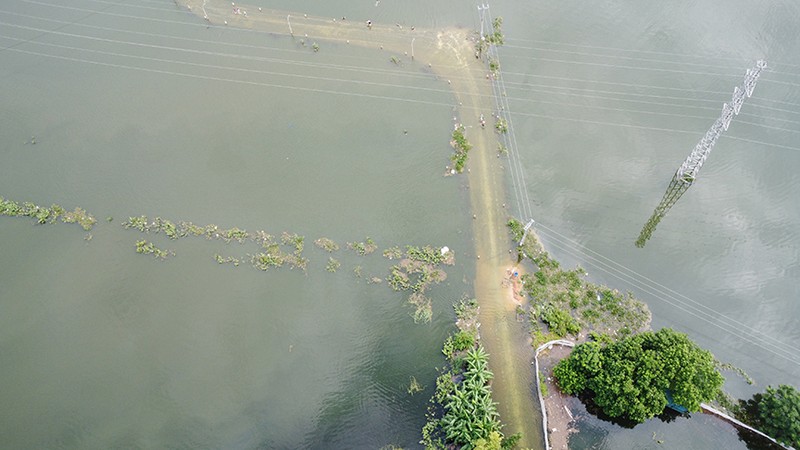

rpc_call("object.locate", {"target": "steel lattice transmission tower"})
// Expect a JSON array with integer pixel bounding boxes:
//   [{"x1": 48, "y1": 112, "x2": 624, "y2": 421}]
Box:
[{"x1": 636, "y1": 60, "x2": 767, "y2": 248}]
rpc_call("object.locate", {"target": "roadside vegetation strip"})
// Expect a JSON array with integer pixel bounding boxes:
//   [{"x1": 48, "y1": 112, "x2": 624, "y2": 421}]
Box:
[
  {"x1": 507, "y1": 217, "x2": 651, "y2": 347},
  {"x1": 1, "y1": 195, "x2": 97, "y2": 230},
  {"x1": 421, "y1": 298, "x2": 522, "y2": 450},
  {"x1": 450, "y1": 124, "x2": 472, "y2": 174}
]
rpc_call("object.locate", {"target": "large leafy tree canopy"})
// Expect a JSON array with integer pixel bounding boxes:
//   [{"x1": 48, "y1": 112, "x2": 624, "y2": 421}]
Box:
[
  {"x1": 553, "y1": 328, "x2": 723, "y2": 423},
  {"x1": 754, "y1": 384, "x2": 800, "y2": 448}
]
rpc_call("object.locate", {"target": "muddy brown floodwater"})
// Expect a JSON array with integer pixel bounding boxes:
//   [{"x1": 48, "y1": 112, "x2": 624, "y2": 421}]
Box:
[{"x1": 176, "y1": 0, "x2": 543, "y2": 447}]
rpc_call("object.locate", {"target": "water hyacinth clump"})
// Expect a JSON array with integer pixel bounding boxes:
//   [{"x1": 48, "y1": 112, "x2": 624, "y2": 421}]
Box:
[
  {"x1": 1, "y1": 196, "x2": 96, "y2": 230},
  {"x1": 406, "y1": 245, "x2": 453, "y2": 265},
  {"x1": 124, "y1": 215, "x2": 251, "y2": 243},
  {"x1": 314, "y1": 237, "x2": 339, "y2": 252},
  {"x1": 222, "y1": 227, "x2": 249, "y2": 243},
  {"x1": 214, "y1": 254, "x2": 241, "y2": 266},
  {"x1": 251, "y1": 251, "x2": 285, "y2": 270},
  {"x1": 250, "y1": 231, "x2": 307, "y2": 271},
  {"x1": 348, "y1": 237, "x2": 377, "y2": 256},
  {"x1": 281, "y1": 232, "x2": 305, "y2": 255},
  {"x1": 388, "y1": 246, "x2": 453, "y2": 293},
  {"x1": 383, "y1": 246, "x2": 403, "y2": 260},
  {"x1": 123, "y1": 215, "x2": 149, "y2": 232},
  {"x1": 135, "y1": 240, "x2": 172, "y2": 259},
  {"x1": 64, "y1": 206, "x2": 97, "y2": 230},
  {"x1": 251, "y1": 251, "x2": 307, "y2": 271},
  {"x1": 326, "y1": 257, "x2": 341, "y2": 273}
]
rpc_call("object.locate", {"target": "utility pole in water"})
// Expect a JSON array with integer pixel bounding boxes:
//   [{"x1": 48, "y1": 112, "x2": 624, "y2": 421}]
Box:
[
  {"x1": 477, "y1": 4, "x2": 490, "y2": 40},
  {"x1": 636, "y1": 60, "x2": 767, "y2": 248}
]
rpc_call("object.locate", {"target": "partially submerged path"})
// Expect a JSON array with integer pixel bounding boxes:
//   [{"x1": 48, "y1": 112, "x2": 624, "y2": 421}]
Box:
[{"x1": 176, "y1": 1, "x2": 542, "y2": 446}]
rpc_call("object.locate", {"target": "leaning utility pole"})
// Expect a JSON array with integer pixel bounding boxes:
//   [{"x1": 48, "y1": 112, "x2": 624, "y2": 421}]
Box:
[{"x1": 636, "y1": 60, "x2": 767, "y2": 248}]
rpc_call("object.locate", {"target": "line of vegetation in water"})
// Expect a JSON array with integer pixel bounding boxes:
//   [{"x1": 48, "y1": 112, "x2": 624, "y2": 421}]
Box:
[
  {"x1": 508, "y1": 217, "x2": 799, "y2": 447},
  {"x1": 421, "y1": 297, "x2": 522, "y2": 449},
  {"x1": 1, "y1": 195, "x2": 97, "y2": 230},
  {"x1": 121, "y1": 214, "x2": 455, "y2": 323},
  {"x1": 0, "y1": 192, "x2": 458, "y2": 324}
]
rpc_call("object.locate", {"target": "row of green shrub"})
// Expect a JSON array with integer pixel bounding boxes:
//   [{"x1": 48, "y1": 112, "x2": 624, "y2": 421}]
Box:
[
  {"x1": 421, "y1": 299, "x2": 520, "y2": 450},
  {"x1": 450, "y1": 125, "x2": 472, "y2": 173}
]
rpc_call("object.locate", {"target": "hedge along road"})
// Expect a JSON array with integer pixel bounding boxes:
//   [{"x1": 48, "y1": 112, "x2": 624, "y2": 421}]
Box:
[{"x1": 177, "y1": 0, "x2": 542, "y2": 446}]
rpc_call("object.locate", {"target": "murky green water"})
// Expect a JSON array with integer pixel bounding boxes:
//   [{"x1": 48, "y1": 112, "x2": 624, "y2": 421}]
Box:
[{"x1": 1, "y1": 0, "x2": 799, "y2": 449}]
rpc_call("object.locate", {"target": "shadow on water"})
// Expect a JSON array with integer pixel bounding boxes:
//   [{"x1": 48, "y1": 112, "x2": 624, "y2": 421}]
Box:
[
  {"x1": 578, "y1": 391, "x2": 684, "y2": 430},
  {"x1": 570, "y1": 392, "x2": 785, "y2": 450}
]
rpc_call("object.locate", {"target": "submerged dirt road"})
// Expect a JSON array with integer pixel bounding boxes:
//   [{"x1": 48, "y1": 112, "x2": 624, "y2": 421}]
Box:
[{"x1": 177, "y1": 1, "x2": 542, "y2": 446}]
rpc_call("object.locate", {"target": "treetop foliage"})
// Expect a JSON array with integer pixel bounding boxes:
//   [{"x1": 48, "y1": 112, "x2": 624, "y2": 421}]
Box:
[
  {"x1": 753, "y1": 384, "x2": 800, "y2": 448},
  {"x1": 553, "y1": 328, "x2": 723, "y2": 423}
]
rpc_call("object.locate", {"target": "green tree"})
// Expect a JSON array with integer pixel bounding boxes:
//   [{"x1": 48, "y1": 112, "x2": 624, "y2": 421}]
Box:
[
  {"x1": 755, "y1": 384, "x2": 800, "y2": 447},
  {"x1": 553, "y1": 328, "x2": 723, "y2": 423}
]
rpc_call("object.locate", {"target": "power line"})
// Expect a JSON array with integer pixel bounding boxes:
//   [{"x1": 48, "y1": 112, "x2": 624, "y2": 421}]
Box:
[
  {"x1": 484, "y1": 26, "x2": 800, "y2": 366},
  {"x1": 530, "y1": 222, "x2": 800, "y2": 366},
  {"x1": 5, "y1": 7, "x2": 799, "y2": 119},
  {"x1": 2, "y1": 9, "x2": 798, "y2": 153}
]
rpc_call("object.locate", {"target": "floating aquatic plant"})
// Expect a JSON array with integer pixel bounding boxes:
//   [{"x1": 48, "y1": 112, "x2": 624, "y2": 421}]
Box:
[
  {"x1": 1, "y1": 196, "x2": 96, "y2": 230},
  {"x1": 383, "y1": 246, "x2": 402, "y2": 260},
  {"x1": 135, "y1": 240, "x2": 172, "y2": 259},
  {"x1": 214, "y1": 254, "x2": 241, "y2": 266},
  {"x1": 281, "y1": 232, "x2": 305, "y2": 255},
  {"x1": 326, "y1": 257, "x2": 341, "y2": 273},
  {"x1": 314, "y1": 237, "x2": 339, "y2": 252},
  {"x1": 223, "y1": 227, "x2": 249, "y2": 243},
  {"x1": 251, "y1": 252, "x2": 285, "y2": 270},
  {"x1": 348, "y1": 237, "x2": 377, "y2": 256},
  {"x1": 388, "y1": 265, "x2": 411, "y2": 291}
]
